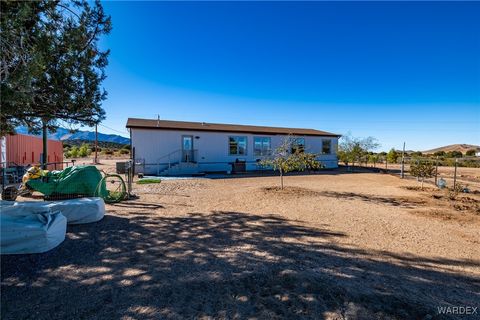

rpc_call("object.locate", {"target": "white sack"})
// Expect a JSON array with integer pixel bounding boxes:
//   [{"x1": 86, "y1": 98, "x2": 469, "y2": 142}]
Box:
[
  {"x1": 1, "y1": 206, "x2": 66, "y2": 254},
  {"x1": 0, "y1": 197, "x2": 105, "y2": 225}
]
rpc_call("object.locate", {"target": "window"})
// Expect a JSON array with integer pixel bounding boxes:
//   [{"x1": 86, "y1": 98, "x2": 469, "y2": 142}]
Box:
[
  {"x1": 291, "y1": 138, "x2": 305, "y2": 153},
  {"x1": 322, "y1": 139, "x2": 331, "y2": 154},
  {"x1": 229, "y1": 136, "x2": 247, "y2": 155},
  {"x1": 254, "y1": 137, "x2": 271, "y2": 156}
]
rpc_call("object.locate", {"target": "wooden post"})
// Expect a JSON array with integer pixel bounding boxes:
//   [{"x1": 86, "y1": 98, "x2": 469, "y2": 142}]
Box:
[
  {"x1": 453, "y1": 158, "x2": 458, "y2": 189},
  {"x1": 94, "y1": 123, "x2": 98, "y2": 164},
  {"x1": 434, "y1": 156, "x2": 439, "y2": 186},
  {"x1": 400, "y1": 142, "x2": 405, "y2": 178}
]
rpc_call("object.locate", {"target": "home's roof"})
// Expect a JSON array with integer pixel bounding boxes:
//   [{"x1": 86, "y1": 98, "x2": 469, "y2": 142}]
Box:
[{"x1": 126, "y1": 118, "x2": 340, "y2": 137}]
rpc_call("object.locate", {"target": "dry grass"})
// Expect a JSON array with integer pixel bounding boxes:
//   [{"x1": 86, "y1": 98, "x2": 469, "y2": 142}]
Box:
[{"x1": 2, "y1": 171, "x2": 480, "y2": 319}]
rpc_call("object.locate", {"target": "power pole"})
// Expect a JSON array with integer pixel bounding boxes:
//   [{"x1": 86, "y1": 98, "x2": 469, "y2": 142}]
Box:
[
  {"x1": 400, "y1": 142, "x2": 405, "y2": 178},
  {"x1": 94, "y1": 123, "x2": 98, "y2": 164}
]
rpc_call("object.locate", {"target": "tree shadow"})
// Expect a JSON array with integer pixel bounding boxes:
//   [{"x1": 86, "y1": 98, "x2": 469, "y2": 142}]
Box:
[
  {"x1": 1, "y1": 211, "x2": 479, "y2": 320},
  {"x1": 320, "y1": 191, "x2": 425, "y2": 209},
  {"x1": 110, "y1": 201, "x2": 165, "y2": 209}
]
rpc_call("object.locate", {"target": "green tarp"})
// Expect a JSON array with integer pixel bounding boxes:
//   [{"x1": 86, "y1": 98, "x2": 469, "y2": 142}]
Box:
[{"x1": 27, "y1": 166, "x2": 108, "y2": 198}]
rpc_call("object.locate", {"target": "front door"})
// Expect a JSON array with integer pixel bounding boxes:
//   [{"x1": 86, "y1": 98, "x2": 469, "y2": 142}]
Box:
[{"x1": 182, "y1": 135, "x2": 193, "y2": 162}]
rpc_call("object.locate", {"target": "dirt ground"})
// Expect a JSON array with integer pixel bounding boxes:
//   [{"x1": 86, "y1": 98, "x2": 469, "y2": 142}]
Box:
[
  {"x1": 370, "y1": 163, "x2": 480, "y2": 193},
  {"x1": 1, "y1": 169, "x2": 480, "y2": 319}
]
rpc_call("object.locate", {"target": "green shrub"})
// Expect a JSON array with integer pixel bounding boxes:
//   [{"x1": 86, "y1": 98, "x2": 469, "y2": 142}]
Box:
[
  {"x1": 78, "y1": 143, "x2": 91, "y2": 157},
  {"x1": 466, "y1": 149, "x2": 476, "y2": 156},
  {"x1": 67, "y1": 146, "x2": 79, "y2": 158}
]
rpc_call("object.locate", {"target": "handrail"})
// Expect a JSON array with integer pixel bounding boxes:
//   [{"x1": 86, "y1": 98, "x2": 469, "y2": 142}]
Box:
[
  {"x1": 157, "y1": 149, "x2": 182, "y2": 162},
  {"x1": 155, "y1": 149, "x2": 198, "y2": 176},
  {"x1": 156, "y1": 149, "x2": 182, "y2": 176}
]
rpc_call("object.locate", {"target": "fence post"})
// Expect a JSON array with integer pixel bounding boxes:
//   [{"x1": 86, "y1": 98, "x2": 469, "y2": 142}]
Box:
[
  {"x1": 453, "y1": 158, "x2": 458, "y2": 189},
  {"x1": 434, "y1": 156, "x2": 439, "y2": 186},
  {"x1": 401, "y1": 157, "x2": 405, "y2": 178},
  {"x1": 400, "y1": 142, "x2": 405, "y2": 178}
]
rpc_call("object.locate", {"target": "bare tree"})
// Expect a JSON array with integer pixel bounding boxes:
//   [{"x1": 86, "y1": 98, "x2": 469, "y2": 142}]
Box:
[{"x1": 338, "y1": 133, "x2": 380, "y2": 170}]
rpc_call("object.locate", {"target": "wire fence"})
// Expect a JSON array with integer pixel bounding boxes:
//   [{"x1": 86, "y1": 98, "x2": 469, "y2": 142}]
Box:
[
  {"x1": 1, "y1": 160, "x2": 135, "y2": 202},
  {"x1": 351, "y1": 156, "x2": 480, "y2": 193}
]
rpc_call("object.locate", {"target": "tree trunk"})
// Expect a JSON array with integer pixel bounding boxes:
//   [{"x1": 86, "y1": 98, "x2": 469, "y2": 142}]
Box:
[
  {"x1": 421, "y1": 178, "x2": 424, "y2": 190},
  {"x1": 42, "y1": 121, "x2": 47, "y2": 170},
  {"x1": 280, "y1": 169, "x2": 284, "y2": 190}
]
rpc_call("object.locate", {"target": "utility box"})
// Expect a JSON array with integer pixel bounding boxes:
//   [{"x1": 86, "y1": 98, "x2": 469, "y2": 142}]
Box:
[
  {"x1": 232, "y1": 159, "x2": 246, "y2": 173},
  {"x1": 116, "y1": 161, "x2": 126, "y2": 174}
]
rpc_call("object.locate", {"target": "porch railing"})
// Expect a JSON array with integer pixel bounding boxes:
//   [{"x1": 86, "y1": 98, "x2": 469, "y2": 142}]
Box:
[{"x1": 154, "y1": 149, "x2": 198, "y2": 175}]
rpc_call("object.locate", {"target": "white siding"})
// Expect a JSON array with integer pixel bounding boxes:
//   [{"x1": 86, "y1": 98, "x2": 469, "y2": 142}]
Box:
[{"x1": 131, "y1": 128, "x2": 338, "y2": 175}]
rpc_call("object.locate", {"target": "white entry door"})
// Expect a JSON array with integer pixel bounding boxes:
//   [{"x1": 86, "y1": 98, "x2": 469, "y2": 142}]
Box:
[{"x1": 182, "y1": 135, "x2": 193, "y2": 162}]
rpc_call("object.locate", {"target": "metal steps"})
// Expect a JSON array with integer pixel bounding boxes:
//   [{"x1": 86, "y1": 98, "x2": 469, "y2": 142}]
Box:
[{"x1": 159, "y1": 162, "x2": 200, "y2": 176}]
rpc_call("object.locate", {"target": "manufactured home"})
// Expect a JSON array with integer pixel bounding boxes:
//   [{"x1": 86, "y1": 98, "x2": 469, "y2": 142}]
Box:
[{"x1": 127, "y1": 118, "x2": 340, "y2": 175}]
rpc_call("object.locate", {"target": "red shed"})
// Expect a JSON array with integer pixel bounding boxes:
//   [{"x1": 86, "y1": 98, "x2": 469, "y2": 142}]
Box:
[{"x1": 0, "y1": 134, "x2": 64, "y2": 170}]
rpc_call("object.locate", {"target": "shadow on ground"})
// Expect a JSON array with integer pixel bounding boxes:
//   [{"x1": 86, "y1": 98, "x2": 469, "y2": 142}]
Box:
[
  {"x1": 1, "y1": 211, "x2": 479, "y2": 319},
  {"x1": 320, "y1": 191, "x2": 425, "y2": 209}
]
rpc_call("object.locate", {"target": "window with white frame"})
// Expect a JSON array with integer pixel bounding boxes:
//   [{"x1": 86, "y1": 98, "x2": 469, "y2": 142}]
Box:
[
  {"x1": 229, "y1": 136, "x2": 247, "y2": 155},
  {"x1": 253, "y1": 137, "x2": 271, "y2": 156},
  {"x1": 322, "y1": 139, "x2": 332, "y2": 154},
  {"x1": 291, "y1": 138, "x2": 305, "y2": 153}
]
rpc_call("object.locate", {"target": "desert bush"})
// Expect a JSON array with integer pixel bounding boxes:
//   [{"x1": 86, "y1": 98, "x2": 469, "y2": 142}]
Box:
[
  {"x1": 65, "y1": 146, "x2": 79, "y2": 158},
  {"x1": 466, "y1": 149, "x2": 476, "y2": 156},
  {"x1": 119, "y1": 148, "x2": 130, "y2": 155},
  {"x1": 447, "y1": 183, "x2": 465, "y2": 200},
  {"x1": 446, "y1": 151, "x2": 463, "y2": 158},
  {"x1": 78, "y1": 143, "x2": 91, "y2": 157},
  {"x1": 103, "y1": 149, "x2": 114, "y2": 155}
]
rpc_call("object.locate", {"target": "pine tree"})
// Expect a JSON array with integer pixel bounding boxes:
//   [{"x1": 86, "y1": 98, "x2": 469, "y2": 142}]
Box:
[{"x1": 1, "y1": 0, "x2": 111, "y2": 135}]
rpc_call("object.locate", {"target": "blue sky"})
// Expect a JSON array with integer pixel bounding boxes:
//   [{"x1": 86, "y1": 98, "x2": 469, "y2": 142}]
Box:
[{"x1": 98, "y1": 1, "x2": 479, "y2": 151}]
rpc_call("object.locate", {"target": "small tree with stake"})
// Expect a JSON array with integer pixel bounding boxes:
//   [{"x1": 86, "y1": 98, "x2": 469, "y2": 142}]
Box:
[
  {"x1": 410, "y1": 161, "x2": 435, "y2": 189},
  {"x1": 261, "y1": 137, "x2": 321, "y2": 189}
]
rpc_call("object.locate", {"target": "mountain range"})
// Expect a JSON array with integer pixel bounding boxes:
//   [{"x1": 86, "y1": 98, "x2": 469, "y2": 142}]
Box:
[
  {"x1": 15, "y1": 126, "x2": 130, "y2": 145},
  {"x1": 423, "y1": 144, "x2": 479, "y2": 154}
]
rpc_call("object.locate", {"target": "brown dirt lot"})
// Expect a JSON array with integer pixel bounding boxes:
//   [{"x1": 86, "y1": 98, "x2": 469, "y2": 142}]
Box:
[
  {"x1": 1, "y1": 171, "x2": 480, "y2": 319},
  {"x1": 378, "y1": 163, "x2": 480, "y2": 193}
]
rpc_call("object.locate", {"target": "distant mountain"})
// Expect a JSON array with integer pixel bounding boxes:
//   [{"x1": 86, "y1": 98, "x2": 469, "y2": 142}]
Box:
[
  {"x1": 15, "y1": 126, "x2": 130, "y2": 145},
  {"x1": 423, "y1": 144, "x2": 480, "y2": 154}
]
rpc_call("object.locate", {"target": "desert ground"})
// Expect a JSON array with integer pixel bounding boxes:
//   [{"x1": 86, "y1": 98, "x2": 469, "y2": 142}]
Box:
[
  {"x1": 379, "y1": 162, "x2": 480, "y2": 193},
  {"x1": 1, "y1": 163, "x2": 480, "y2": 319}
]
